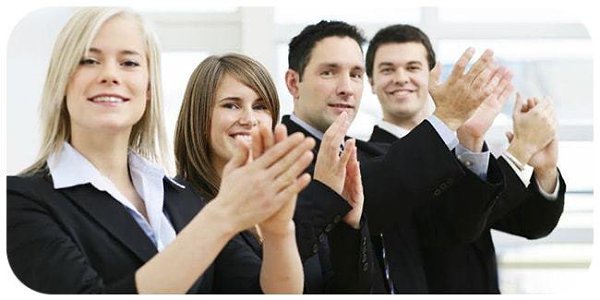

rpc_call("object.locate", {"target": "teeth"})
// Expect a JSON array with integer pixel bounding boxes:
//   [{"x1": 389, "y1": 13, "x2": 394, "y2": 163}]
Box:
[
  {"x1": 92, "y1": 96, "x2": 124, "y2": 103},
  {"x1": 234, "y1": 134, "x2": 252, "y2": 144}
]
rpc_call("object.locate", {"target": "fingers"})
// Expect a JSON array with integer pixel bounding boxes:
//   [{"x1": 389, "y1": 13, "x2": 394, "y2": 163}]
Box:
[
  {"x1": 254, "y1": 132, "x2": 307, "y2": 169},
  {"x1": 250, "y1": 124, "x2": 265, "y2": 160},
  {"x1": 275, "y1": 173, "x2": 312, "y2": 206},
  {"x1": 338, "y1": 139, "x2": 355, "y2": 170},
  {"x1": 269, "y1": 137, "x2": 316, "y2": 182},
  {"x1": 223, "y1": 137, "x2": 250, "y2": 175},
  {"x1": 447, "y1": 47, "x2": 476, "y2": 83},
  {"x1": 513, "y1": 92, "x2": 523, "y2": 116},
  {"x1": 274, "y1": 123, "x2": 287, "y2": 144},
  {"x1": 273, "y1": 150, "x2": 314, "y2": 193},
  {"x1": 464, "y1": 49, "x2": 495, "y2": 84},
  {"x1": 494, "y1": 68, "x2": 514, "y2": 103},
  {"x1": 321, "y1": 112, "x2": 349, "y2": 155}
]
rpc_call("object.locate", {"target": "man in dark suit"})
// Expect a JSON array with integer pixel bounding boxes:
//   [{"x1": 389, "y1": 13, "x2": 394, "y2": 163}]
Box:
[
  {"x1": 365, "y1": 24, "x2": 566, "y2": 293},
  {"x1": 282, "y1": 20, "x2": 509, "y2": 293}
]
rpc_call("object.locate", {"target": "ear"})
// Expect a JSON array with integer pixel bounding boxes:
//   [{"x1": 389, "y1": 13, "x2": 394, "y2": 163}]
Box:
[{"x1": 285, "y1": 69, "x2": 301, "y2": 100}]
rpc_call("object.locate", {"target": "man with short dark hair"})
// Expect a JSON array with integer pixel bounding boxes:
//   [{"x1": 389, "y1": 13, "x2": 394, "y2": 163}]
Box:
[
  {"x1": 365, "y1": 24, "x2": 566, "y2": 293},
  {"x1": 282, "y1": 20, "x2": 509, "y2": 293}
]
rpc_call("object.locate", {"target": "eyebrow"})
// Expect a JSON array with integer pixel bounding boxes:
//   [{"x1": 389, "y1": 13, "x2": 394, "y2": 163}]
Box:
[
  {"x1": 378, "y1": 61, "x2": 423, "y2": 68},
  {"x1": 217, "y1": 96, "x2": 264, "y2": 103},
  {"x1": 319, "y1": 63, "x2": 365, "y2": 72},
  {"x1": 88, "y1": 47, "x2": 143, "y2": 56}
]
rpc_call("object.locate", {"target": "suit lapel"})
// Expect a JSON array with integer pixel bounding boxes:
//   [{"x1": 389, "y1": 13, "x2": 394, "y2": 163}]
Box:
[
  {"x1": 60, "y1": 184, "x2": 158, "y2": 262},
  {"x1": 162, "y1": 179, "x2": 204, "y2": 233}
]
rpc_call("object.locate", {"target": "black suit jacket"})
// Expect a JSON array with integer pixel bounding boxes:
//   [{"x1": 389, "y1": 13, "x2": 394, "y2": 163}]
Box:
[
  {"x1": 370, "y1": 125, "x2": 566, "y2": 293},
  {"x1": 7, "y1": 170, "x2": 262, "y2": 294},
  {"x1": 282, "y1": 116, "x2": 504, "y2": 293}
]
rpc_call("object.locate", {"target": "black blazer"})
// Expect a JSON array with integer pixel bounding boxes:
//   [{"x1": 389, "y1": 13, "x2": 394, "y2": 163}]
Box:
[
  {"x1": 7, "y1": 170, "x2": 262, "y2": 294},
  {"x1": 282, "y1": 116, "x2": 504, "y2": 293},
  {"x1": 370, "y1": 125, "x2": 566, "y2": 293}
]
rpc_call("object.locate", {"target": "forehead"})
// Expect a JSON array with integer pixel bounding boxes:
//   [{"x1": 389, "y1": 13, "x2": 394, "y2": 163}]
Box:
[
  {"x1": 307, "y1": 36, "x2": 364, "y2": 68},
  {"x1": 216, "y1": 74, "x2": 258, "y2": 97},
  {"x1": 90, "y1": 15, "x2": 146, "y2": 55},
  {"x1": 374, "y1": 42, "x2": 428, "y2": 64}
]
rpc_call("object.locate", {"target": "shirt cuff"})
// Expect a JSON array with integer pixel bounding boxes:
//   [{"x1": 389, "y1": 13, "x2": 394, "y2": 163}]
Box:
[
  {"x1": 501, "y1": 151, "x2": 534, "y2": 187},
  {"x1": 535, "y1": 173, "x2": 560, "y2": 201},
  {"x1": 455, "y1": 143, "x2": 490, "y2": 181},
  {"x1": 426, "y1": 115, "x2": 458, "y2": 150}
]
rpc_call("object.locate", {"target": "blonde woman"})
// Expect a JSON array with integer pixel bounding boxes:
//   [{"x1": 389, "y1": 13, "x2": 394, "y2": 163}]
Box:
[{"x1": 7, "y1": 8, "x2": 310, "y2": 294}]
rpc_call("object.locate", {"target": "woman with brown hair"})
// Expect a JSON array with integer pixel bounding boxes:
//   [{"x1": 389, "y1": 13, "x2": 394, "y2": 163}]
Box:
[{"x1": 174, "y1": 53, "x2": 373, "y2": 293}]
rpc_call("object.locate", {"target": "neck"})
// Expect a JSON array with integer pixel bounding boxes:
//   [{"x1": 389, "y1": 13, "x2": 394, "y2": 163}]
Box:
[
  {"x1": 383, "y1": 110, "x2": 428, "y2": 132},
  {"x1": 70, "y1": 127, "x2": 132, "y2": 183}
]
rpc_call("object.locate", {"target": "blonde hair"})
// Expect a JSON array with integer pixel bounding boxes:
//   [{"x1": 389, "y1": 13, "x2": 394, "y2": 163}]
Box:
[
  {"x1": 23, "y1": 7, "x2": 169, "y2": 174},
  {"x1": 174, "y1": 54, "x2": 280, "y2": 199}
]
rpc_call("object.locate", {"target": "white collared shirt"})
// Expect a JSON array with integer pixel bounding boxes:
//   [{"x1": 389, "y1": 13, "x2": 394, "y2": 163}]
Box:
[{"x1": 47, "y1": 142, "x2": 183, "y2": 251}]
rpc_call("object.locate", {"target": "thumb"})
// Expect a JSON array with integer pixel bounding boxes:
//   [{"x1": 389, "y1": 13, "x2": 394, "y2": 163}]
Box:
[
  {"x1": 223, "y1": 137, "x2": 250, "y2": 175},
  {"x1": 513, "y1": 92, "x2": 523, "y2": 116}
]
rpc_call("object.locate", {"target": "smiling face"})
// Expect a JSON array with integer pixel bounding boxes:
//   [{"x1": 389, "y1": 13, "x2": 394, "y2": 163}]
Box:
[
  {"x1": 290, "y1": 36, "x2": 365, "y2": 133},
  {"x1": 65, "y1": 15, "x2": 149, "y2": 139},
  {"x1": 370, "y1": 42, "x2": 430, "y2": 128},
  {"x1": 209, "y1": 73, "x2": 273, "y2": 171}
]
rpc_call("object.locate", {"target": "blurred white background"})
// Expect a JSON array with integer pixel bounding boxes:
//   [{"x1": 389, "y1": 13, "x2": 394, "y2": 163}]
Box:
[{"x1": 4, "y1": 4, "x2": 594, "y2": 294}]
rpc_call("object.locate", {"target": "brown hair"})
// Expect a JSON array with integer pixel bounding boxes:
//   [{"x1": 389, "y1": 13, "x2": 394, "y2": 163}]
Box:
[{"x1": 174, "y1": 53, "x2": 280, "y2": 199}]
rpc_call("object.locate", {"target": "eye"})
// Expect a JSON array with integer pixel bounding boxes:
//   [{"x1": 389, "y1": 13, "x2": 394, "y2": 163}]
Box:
[
  {"x1": 121, "y1": 60, "x2": 140, "y2": 67},
  {"x1": 79, "y1": 58, "x2": 99, "y2": 65},
  {"x1": 351, "y1": 72, "x2": 363, "y2": 79},
  {"x1": 253, "y1": 103, "x2": 268, "y2": 111},
  {"x1": 407, "y1": 65, "x2": 422, "y2": 72},
  {"x1": 222, "y1": 102, "x2": 240, "y2": 110},
  {"x1": 380, "y1": 68, "x2": 393, "y2": 74},
  {"x1": 320, "y1": 70, "x2": 333, "y2": 77}
]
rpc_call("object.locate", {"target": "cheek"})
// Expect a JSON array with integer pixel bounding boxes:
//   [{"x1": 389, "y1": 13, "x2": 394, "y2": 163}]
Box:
[{"x1": 257, "y1": 112, "x2": 273, "y2": 128}]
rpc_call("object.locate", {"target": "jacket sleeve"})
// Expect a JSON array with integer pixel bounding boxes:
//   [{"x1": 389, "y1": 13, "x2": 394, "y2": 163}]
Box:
[
  {"x1": 489, "y1": 158, "x2": 566, "y2": 239},
  {"x1": 323, "y1": 214, "x2": 374, "y2": 293},
  {"x1": 362, "y1": 121, "x2": 504, "y2": 246},
  {"x1": 293, "y1": 180, "x2": 351, "y2": 261},
  {"x1": 211, "y1": 234, "x2": 262, "y2": 293}
]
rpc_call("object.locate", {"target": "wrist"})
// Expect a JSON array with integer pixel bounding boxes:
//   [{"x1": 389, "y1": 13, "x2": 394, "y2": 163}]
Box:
[
  {"x1": 433, "y1": 110, "x2": 462, "y2": 131},
  {"x1": 507, "y1": 139, "x2": 535, "y2": 165},
  {"x1": 203, "y1": 197, "x2": 243, "y2": 239},
  {"x1": 261, "y1": 221, "x2": 296, "y2": 241},
  {"x1": 534, "y1": 167, "x2": 559, "y2": 193}
]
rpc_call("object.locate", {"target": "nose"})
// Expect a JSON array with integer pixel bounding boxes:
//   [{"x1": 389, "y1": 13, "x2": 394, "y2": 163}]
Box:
[
  {"x1": 393, "y1": 68, "x2": 409, "y2": 85},
  {"x1": 336, "y1": 74, "x2": 354, "y2": 98},
  {"x1": 238, "y1": 107, "x2": 258, "y2": 127},
  {"x1": 98, "y1": 61, "x2": 120, "y2": 85}
]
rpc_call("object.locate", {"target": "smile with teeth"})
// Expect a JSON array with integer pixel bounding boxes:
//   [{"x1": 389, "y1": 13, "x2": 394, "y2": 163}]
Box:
[
  {"x1": 390, "y1": 90, "x2": 414, "y2": 96},
  {"x1": 232, "y1": 134, "x2": 252, "y2": 144},
  {"x1": 89, "y1": 96, "x2": 127, "y2": 103}
]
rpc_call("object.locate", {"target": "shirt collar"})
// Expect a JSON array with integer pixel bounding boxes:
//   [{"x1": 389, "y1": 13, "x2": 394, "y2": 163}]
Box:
[
  {"x1": 290, "y1": 113, "x2": 325, "y2": 140},
  {"x1": 377, "y1": 119, "x2": 411, "y2": 139},
  {"x1": 47, "y1": 142, "x2": 184, "y2": 190}
]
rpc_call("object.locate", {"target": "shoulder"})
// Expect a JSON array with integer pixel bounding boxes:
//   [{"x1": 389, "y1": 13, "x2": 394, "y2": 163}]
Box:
[{"x1": 8, "y1": 170, "x2": 53, "y2": 194}]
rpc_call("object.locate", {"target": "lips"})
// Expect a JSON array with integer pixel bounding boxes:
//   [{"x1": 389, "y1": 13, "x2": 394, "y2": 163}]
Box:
[
  {"x1": 388, "y1": 89, "x2": 415, "y2": 97},
  {"x1": 328, "y1": 103, "x2": 354, "y2": 109},
  {"x1": 230, "y1": 133, "x2": 252, "y2": 145},
  {"x1": 88, "y1": 94, "x2": 129, "y2": 103}
]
